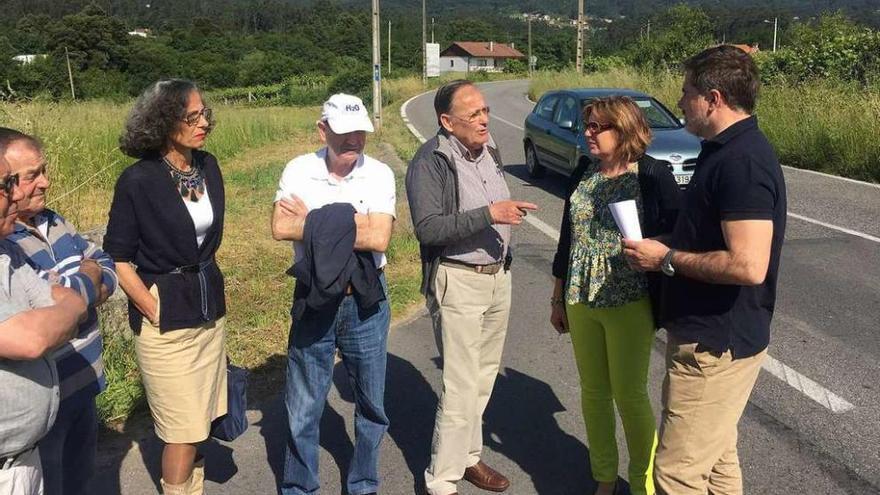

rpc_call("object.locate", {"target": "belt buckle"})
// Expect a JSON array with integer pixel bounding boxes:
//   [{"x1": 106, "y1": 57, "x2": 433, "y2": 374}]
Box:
[{"x1": 474, "y1": 264, "x2": 485, "y2": 274}]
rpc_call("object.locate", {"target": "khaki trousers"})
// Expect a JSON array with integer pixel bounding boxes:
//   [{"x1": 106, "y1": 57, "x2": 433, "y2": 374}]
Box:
[
  {"x1": 654, "y1": 334, "x2": 767, "y2": 495},
  {"x1": 424, "y1": 264, "x2": 512, "y2": 495}
]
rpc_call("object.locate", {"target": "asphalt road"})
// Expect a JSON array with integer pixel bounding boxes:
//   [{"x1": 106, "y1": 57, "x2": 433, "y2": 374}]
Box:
[
  {"x1": 101, "y1": 80, "x2": 879, "y2": 494},
  {"x1": 401, "y1": 79, "x2": 880, "y2": 494}
]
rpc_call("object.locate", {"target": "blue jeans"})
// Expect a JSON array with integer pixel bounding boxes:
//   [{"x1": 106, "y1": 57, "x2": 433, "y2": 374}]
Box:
[
  {"x1": 38, "y1": 392, "x2": 98, "y2": 495},
  {"x1": 281, "y1": 282, "x2": 391, "y2": 495}
]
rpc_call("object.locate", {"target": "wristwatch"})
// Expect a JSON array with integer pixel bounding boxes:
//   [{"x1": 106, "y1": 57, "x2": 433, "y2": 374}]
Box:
[{"x1": 661, "y1": 249, "x2": 677, "y2": 277}]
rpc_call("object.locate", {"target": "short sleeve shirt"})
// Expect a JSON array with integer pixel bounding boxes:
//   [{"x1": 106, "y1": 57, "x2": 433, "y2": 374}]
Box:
[
  {"x1": 664, "y1": 116, "x2": 787, "y2": 358},
  {"x1": 0, "y1": 243, "x2": 59, "y2": 456},
  {"x1": 274, "y1": 148, "x2": 396, "y2": 268}
]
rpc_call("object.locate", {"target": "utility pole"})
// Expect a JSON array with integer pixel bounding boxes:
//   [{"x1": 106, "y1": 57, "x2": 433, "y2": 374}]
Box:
[
  {"x1": 528, "y1": 17, "x2": 533, "y2": 77},
  {"x1": 388, "y1": 20, "x2": 391, "y2": 76},
  {"x1": 422, "y1": 0, "x2": 427, "y2": 85},
  {"x1": 763, "y1": 17, "x2": 778, "y2": 52},
  {"x1": 773, "y1": 16, "x2": 778, "y2": 52},
  {"x1": 64, "y1": 47, "x2": 76, "y2": 100},
  {"x1": 371, "y1": 0, "x2": 382, "y2": 129},
  {"x1": 576, "y1": 0, "x2": 584, "y2": 74}
]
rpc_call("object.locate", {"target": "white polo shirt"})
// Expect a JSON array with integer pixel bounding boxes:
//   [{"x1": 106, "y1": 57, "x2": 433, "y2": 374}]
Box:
[{"x1": 274, "y1": 147, "x2": 396, "y2": 268}]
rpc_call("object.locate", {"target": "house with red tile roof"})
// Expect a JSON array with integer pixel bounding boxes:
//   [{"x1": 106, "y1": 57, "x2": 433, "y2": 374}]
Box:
[{"x1": 439, "y1": 41, "x2": 525, "y2": 73}]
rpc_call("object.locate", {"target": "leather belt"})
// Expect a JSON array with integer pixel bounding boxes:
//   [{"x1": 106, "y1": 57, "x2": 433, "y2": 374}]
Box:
[
  {"x1": 1, "y1": 446, "x2": 35, "y2": 470},
  {"x1": 441, "y1": 258, "x2": 504, "y2": 275}
]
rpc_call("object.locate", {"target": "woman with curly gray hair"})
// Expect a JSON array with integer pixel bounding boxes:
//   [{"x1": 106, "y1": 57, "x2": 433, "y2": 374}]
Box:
[{"x1": 104, "y1": 79, "x2": 227, "y2": 495}]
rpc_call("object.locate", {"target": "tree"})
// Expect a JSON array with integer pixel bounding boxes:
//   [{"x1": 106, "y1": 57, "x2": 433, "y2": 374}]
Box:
[
  {"x1": 45, "y1": 3, "x2": 129, "y2": 73},
  {"x1": 0, "y1": 36, "x2": 18, "y2": 90},
  {"x1": 627, "y1": 5, "x2": 715, "y2": 70}
]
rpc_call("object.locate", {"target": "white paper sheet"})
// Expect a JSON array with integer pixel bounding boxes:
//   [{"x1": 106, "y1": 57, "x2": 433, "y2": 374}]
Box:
[{"x1": 608, "y1": 200, "x2": 642, "y2": 240}]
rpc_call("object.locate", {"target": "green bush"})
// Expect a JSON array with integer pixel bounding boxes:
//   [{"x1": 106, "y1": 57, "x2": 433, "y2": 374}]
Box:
[
  {"x1": 504, "y1": 59, "x2": 527, "y2": 74},
  {"x1": 758, "y1": 13, "x2": 880, "y2": 86},
  {"x1": 327, "y1": 65, "x2": 373, "y2": 104}
]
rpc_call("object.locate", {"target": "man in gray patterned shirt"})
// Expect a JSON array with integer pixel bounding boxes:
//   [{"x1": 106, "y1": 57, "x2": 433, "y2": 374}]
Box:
[
  {"x1": 406, "y1": 80, "x2": 537, "y2": 495},
  {"x1": 0, "y1": 144, "x2": 85, "y2": 494}
]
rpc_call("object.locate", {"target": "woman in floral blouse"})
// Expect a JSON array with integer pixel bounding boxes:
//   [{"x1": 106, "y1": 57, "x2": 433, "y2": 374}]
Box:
[{"x1": 550, "y1": 96, "x2": 681, "y2": 495}]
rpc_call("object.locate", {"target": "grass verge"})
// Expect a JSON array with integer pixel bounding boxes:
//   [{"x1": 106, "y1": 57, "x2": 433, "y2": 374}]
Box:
[
  {"x1": 12, "y1": 70, "x2": 518, "y2": 426},
  {"x1": 529, "y1": 68, "x2": 880, "y2": 183}
]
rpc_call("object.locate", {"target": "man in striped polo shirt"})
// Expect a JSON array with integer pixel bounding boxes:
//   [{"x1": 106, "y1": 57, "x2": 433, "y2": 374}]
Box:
[{"x1": 0, "y1": 128, "x2": 117, "y2": 495}]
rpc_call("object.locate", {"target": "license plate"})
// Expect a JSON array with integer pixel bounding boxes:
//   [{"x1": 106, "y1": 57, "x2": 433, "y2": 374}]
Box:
[{"x1": 675, "y1": 174, "x2": 691, "y2": 185}]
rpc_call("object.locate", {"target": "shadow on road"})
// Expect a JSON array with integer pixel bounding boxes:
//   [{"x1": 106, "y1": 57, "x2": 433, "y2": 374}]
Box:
[
  {"x1": 484, "y1": 366, "x2": 628, "y2": 495},
  {"x1": 91, "y1": 399, "x2": 239, "y2": 493}
]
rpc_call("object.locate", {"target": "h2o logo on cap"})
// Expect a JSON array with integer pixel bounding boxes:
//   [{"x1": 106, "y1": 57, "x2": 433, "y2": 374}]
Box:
[{"x1": 345, "y1": 104, "x2": 361, "y2": 112}]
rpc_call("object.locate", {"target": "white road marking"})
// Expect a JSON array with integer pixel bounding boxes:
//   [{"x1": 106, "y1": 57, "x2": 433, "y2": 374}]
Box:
[
  {"x1": 402, "y1": 86, "x2": 856, "y2": 413},
  {"x1": 522, "y1": 213, "x2": 560, "y2": 241},
  {"x1": 491, "y1": 114, "x2": 524, "y2": 131},
  {"x1": 762, "y1": 356, "x2": 855, "y2": 413},
  {"x1": 788, "y1": 212, "x2": 880, "y2": 244},
  {"x1": 783, "y1": 165, "x2": 880, "y2": 189},
  {"x1": 400, "y1": 94, "x2": 429, "y2": 144}
]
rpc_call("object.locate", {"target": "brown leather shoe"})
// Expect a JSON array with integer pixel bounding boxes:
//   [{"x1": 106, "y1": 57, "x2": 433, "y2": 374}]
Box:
[{"x1": 463, "y1": 461, "x2": 510, "y2": 492}]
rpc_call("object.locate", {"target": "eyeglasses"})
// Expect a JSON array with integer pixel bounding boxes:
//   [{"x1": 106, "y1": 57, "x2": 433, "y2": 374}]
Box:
[
  {"x1": 183, "y1": 107, "x2": 213, "y2": 127},
  {"x1": 0, "y1": 173, "x2": 19, "y2": 196},
  {"x1": 448, "y1": 106, "x2": 490, "y2": 124},
  {"x1": 585, "y1": 121, "x2": 614, "y2": 134}
]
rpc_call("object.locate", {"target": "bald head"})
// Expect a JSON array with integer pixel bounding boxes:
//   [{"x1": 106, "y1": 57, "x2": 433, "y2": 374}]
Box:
[{"x1": 0, "y1": 128, "x2": 42, "y2": 158}]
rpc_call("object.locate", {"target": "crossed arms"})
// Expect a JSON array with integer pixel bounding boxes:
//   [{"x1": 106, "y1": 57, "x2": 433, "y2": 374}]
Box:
[{"x1": 271, "y1": 195, "x2": 394, "y2": 253}]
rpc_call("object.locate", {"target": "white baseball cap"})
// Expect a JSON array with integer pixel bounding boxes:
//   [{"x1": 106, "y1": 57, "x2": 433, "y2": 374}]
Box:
[{"x1": 321, "y1": 93, "x2": 374, "y2": 134}]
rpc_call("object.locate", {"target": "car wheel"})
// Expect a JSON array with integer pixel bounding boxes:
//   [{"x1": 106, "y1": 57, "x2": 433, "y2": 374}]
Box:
[{"x1": 525, "y1": 143, "x2": 546, "y2": 178}]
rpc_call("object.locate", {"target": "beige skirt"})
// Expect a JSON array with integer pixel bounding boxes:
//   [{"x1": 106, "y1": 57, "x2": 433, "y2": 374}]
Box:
[{"x1": 135, "y1": 285, "x2": 227, "y2": 444}]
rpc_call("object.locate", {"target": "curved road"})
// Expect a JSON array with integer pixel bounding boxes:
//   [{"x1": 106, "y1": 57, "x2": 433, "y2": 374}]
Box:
[{"x1": 401, "y1": 79, "x2": 880, "y2": 494}]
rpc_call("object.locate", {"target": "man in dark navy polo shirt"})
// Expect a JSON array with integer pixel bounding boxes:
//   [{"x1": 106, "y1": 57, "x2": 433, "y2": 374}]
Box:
[{"x1": 623, "y1": 45, "x2": 786, "y2": 495}]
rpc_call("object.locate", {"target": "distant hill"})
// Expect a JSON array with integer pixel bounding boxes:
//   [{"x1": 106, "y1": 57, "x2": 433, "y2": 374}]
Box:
[
  {"x1": 354, "y1": 0, "x2": 880, "y2": 23},
  {"x1": 3, "y1": 0, "x2": 878, "y2": 28}
]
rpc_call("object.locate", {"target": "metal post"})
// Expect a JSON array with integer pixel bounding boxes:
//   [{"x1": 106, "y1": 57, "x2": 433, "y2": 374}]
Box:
[
  {"x1": 431, "y1": 17, "x2": 435, "y2": 43},
  {"x1": 576, "y1": 0, "x2": 584, "y2": 74},
  {"x1": 773, "y1": 17, "x2": 778, "y2": 52},
  {"x1": 371, "y1": 0, "x2": 382, "y2": 129},
  {"x1": 528, "y1": 17, "x2": 533, "y2": 77},
  {"x1": 422, "y1": 0, "x2": 427, "y2": 85},
  {"x1": 64, "y1": 47, "x2": 76, "y2": 100},
  {"x1": 646, "y1": 21, "x2": 651, "y2": 41},
  {"x1": 388, "y1": 20, "x2": 391, "y2": 76}
]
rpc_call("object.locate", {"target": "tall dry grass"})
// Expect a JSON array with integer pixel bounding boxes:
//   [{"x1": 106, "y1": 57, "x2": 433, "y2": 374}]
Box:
[
  {"x1": 529, "y1": 68, "x2": 880, "y2": 182},
  {"x1": 0, "y1": 101, "x2": 318, "y2": 229}
]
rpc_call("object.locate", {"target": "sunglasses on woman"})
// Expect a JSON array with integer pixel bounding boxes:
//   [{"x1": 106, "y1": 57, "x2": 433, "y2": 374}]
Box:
[{"x1": 585, "y1": 121, "x2": 614, "y2": 134}]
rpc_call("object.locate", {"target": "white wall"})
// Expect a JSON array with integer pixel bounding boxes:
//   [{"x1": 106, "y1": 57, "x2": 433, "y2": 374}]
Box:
[{"x1": 440, "y1": 56, "x2": 469, "y2": 73}]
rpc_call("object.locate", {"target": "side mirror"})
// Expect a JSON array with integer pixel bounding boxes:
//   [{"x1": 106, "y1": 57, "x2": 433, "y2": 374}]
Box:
[{"x1": 558, "y1": 119, "x2": 575, "y2": 130}]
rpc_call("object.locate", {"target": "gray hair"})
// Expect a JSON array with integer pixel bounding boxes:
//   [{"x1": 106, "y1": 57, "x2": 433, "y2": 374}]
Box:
[{"x1": 119, "y1": 79, "x2": 214, "y2": 159}]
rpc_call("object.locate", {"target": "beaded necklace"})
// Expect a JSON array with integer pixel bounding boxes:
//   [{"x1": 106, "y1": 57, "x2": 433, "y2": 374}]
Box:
[{"x1": 163, "y1": 156, "x2": 205, "y2": 202}]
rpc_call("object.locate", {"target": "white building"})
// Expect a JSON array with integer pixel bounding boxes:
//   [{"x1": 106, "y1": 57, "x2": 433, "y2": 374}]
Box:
[
  {"x1": 439, "y1": 41, "x2": 525, "y2": 74},
  {"x1": 12, "y1": 54, "x2": 46, "y2": 65}
]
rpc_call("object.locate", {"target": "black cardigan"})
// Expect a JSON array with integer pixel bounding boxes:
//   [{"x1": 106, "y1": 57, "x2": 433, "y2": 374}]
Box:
[
  {"x1": 552, "y1": 155, "x2": 681, "y2": 324},
  {"x1": 104, "y1": 150, "x2": 226, "y2": 332}
]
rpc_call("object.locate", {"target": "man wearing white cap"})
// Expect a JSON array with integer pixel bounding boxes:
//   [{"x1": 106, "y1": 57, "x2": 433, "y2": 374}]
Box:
[{"x1": 272, "y1": 93, "x2": 396, "y2": 495}]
